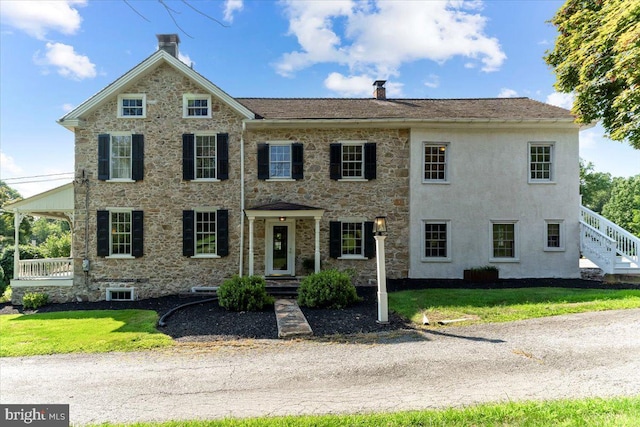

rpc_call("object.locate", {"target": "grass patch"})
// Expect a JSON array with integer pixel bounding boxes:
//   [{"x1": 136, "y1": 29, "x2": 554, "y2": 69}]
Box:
[
  {"x1": 0, "y1": 310, "x2": 173, "y2": 357},
  {"x1": 88, "y1": 396, "x2": 640, "y2": 426},
  {"x1": 388, "y1": 287, "x2": 640, "y2": 326}
]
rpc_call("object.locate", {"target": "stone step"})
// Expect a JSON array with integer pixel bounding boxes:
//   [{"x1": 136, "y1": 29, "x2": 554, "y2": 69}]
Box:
[{"x1": 274, "y1": 298, "x2": 313, "y2": 339}]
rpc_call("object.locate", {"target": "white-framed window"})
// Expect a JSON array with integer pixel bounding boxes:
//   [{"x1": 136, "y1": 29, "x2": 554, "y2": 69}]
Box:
[
  {"x1": 183, "y1": 94, "x2": 211, "y2": 118},
  {"x1": 269, "y1": 144, "x2": 292, "y2": 178},
  {"x1": 545, "y1": 220, "x2": 565, "y2": 251},
  {"x1": 423, "y1": 220, "x2": 451, "y2": 261},
  {"x1": 491, "y1": 221, "x2": 519, "y2": 261},
  {"x1": 117, "y1": 94, "x2": 146, "y2": 118},
  {"x1": 195, "y1": 134, "x2": 217, "y2": 180},
  {"x1": 340, "y1": 221, "x2": 365, "y2": 258},
  {"x1": 341, "y1": 143, "x2": 364, "y2": 179},
  {"x1": 110, "y1": 134, "x2": 132, "y2": 180},
  {"x1": 195, "y1": 210, "x2": 217, "y2": 256},
  {"x1": 110, "y1": 210, "x2": 132, "y2": 256},
  {"x1": 423, "y1": 143, "x2": 448, "y2": 182},
  {"x1": 529, "y1": 142, "x2": 554, "y2": 182}
]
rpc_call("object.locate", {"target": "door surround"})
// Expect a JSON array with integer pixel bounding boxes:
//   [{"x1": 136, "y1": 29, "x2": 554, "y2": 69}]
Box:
[{"x1": 265, "y1": 218, "x2": 296, "y2": 276}]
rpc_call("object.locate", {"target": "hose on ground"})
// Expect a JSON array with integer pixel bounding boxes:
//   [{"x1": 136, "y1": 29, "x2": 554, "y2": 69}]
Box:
[{"x1": 157, "y1": 296, "x2": 218, "y2": 327}]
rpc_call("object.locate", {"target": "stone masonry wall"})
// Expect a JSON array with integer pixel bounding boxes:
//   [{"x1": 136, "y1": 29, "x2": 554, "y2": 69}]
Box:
[{"x1": 71, "y1": 63, "x2": 244, "y2": 301}]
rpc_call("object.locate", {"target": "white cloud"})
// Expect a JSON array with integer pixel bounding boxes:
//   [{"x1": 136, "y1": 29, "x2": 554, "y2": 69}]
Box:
[
  {"x1": 424, "y1": 74, "x2": 440, "y2": 89},
  {"x1": 62, "y1": 103, "x2": 74, "y2": 113},
  {"x1": 34, "y1": 42, "x2": 96, "y2": 80},
  {"x1": 1, "y1": 152, "x2": 23, "y2": 176},
  {"x1": 276, "y1": 0, "x2": 505, "y2": 79},
  {"x1": 324, "y1": 73, "x2": 404, "y2": 97},
  {"x1": 498, "y1": 88, "x2": 518, "y2": 98},
  {"x1": 579, "y1": 126, "x2": 601, "y2": 150},
  {"x1": 178, "y1": 52, "x2": 194, "y2": 67},
  {"x1": 0, "y1": 0, "x2": 86, "y2": 40},
  {"x1": 546, "y1": 91, "x2": 574, "y2": 110},
  {"x1": 223, "y1": 0, "x2": 244, "y2": 23}
]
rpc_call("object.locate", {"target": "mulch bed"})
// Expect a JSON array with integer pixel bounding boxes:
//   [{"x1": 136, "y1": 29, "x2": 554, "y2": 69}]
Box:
[{"x1": 2, "y1": 273, "x2": 634, "y2": 342}]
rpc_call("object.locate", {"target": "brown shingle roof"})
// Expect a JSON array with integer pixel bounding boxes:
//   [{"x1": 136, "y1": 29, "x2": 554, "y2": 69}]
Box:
[{"x1": 236, "y1": 97, "x2": 573, "y2": 121}]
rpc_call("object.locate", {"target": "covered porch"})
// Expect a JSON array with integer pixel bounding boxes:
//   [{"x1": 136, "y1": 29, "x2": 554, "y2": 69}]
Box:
[
  {"x1": 4, "y1": 183, "x2": 75, "y2": 288},
  {"x1": 244, "y1": 202, "x2": 324, "y2": 277}
]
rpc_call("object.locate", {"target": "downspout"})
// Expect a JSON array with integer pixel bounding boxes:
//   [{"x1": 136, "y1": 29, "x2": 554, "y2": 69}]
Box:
[{"x1": 238, "y1": 121, "x2": 246, "y2": 277}]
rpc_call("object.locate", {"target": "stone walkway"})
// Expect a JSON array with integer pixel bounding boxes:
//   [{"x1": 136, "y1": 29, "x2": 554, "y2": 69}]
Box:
[{"x1": 274, "y1": 298, "x2": 313, "y2": 338}]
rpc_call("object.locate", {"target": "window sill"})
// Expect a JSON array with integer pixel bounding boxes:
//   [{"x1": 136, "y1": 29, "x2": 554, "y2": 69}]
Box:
[
  {"x1": 422, "y1": 180, "x2": 450, "y2": 185},
  {"x1": 106, "y1": 179, "x2": 135, "y2": 183},
  {"x1": 489, "y1": 257, "x2": 520, "y2": 263},
  {"x1": 338, "y1": 255, "x2": 367, "y2": 260},
  {"x1": 192, "y1": 178, "x2": 221, "y2": 183},
  {"x1": 421, "y1": 258, "x2": 452, "y2": 263},
  {"x1": 190, "y1": 254, "x2": 221, "y2": 259},
  {"x1": 544, "y1": 247, "x2": 565, "y2": 252},
  {"x1": 106, "y1": 255, "x2": 135, "y2": 260},
  {"x1": 266, "y1": 178, "x2": 295, "y2": 182},
  {"x1": 183, "y1": 115, "x2": 212, "y2": 119},
  {"x1": 338, "y1": 178, "x2": 368, "y2": 182},
  {"x1": 117, "y1": 115, "x2": 146, "y2": 119},
  {"x1": 528, "y1": 180, "x2": 556, "y2": 185}
]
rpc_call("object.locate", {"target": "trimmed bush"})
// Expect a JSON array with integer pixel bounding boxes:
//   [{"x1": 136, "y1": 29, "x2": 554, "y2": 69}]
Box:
[
  {"x1": 22, "y1": 292, "x2": 49, "y2": 309},
  {"x1": 217, "y1": 275, "x2": 274, "y2": 312},
  {"x1": 297, "y1": 269, "x2": 361, "y2": 309}
]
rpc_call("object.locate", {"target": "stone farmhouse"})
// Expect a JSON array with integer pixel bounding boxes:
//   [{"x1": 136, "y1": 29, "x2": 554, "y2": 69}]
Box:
[{"x1": 7, "y1": 35, "x2": 639, "y2": 304}]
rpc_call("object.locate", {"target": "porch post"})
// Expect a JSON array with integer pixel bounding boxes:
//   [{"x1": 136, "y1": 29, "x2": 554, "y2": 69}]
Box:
[
  {"x1": 314, "y1": 216, "x2": 321, "y2": 273},
  {"x1": 13, "y1": 211, "x2": 24, "y2": 280},
  {"x1": 248, "y1": 217, "x2": 255, "y2": 276}
]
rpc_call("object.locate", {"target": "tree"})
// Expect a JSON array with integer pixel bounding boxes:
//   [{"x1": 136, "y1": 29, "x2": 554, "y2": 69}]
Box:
[
  {"x1": 579, "y1": 159, "x2": 613, "y2": 213},
  {"x1": 30, "y1": 218, "x2": 70, "y2": 246},
  {"x1": 602, "y1": 175, "x2": 640, "y2": 237},
  {"x1": 545, "y1": 0, "x2": 640, "y2": 149}
]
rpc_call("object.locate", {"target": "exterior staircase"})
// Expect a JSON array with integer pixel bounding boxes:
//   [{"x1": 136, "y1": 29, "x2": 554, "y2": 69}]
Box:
[{"x1": 580, "y1": 206, "x2": 640, "y2": 276}]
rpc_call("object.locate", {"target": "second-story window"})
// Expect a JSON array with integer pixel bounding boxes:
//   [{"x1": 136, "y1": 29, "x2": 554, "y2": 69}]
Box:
[
  {"x1": 182, "y1": 133, "x2": 229, "y2": 181},
  {"x1": 257, "y1": 142, "x2": 303, "y2": 180},
  {"x1": 529, "y1": 142, "x2": 554, "y2": 182},
  {"x1": 98, "y1": 133, "x2": 144, "y2": 181},
  {"x1": 423, "y1": 143, "x2": 448, "y2": 182},
  {"x1": 183, "y1": 94, "x2": 211, "y2": 118},
  {"x1": 330, "y1": 142, "x2": 376, "y2": 180}
]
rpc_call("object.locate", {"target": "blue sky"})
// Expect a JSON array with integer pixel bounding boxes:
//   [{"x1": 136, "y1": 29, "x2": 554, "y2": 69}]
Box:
[{"x1": 1, "y1": 0, "x2": 638, "y2": 198}]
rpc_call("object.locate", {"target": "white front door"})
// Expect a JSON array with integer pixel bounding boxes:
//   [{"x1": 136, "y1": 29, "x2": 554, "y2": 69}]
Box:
[{"x1": 265, "y1": 219, "x2": 295, "y2": 276}]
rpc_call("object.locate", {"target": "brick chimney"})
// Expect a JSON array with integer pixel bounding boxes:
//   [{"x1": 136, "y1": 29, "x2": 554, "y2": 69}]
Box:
[
  {"x1": 373, "y1": 80, "x2": 387, "y2": 100},
  {"x1": 157, "y1": 34, "x2": 180, "y2": 58}
]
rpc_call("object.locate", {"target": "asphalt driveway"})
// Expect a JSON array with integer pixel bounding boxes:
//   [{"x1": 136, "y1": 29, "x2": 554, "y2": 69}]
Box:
[{"x1": 1, "y1": 309, "x2": 639, "y2": 425}]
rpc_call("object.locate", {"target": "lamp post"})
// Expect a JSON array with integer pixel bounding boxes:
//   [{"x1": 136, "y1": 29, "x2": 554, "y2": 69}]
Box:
[{"x1": 373, "y1": 216, "x2": 388, "y2": 324}]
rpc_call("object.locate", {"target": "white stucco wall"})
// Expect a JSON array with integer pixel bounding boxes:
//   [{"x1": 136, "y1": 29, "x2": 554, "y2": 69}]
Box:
[{"x1": 408, "y1": 123, "x2": 581, "y2": 279}]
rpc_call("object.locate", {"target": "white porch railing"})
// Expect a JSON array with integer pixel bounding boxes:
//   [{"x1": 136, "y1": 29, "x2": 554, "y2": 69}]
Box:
[
  {"x1": 17, "y1": 258, "x2": 73, "y2": 280},
  {"x1": 580, "y1": 206, "x2": 640, "y2": 274}
]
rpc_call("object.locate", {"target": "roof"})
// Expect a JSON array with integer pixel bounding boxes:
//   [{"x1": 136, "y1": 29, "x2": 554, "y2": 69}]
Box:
[
  {"x1": 247, "y1": 201, "x2": 322, "y2": 211},
  {"x1": 236, "y1": 97, "x2": 574, "y2": 122},
  {"x1": 3, "y1": 183, "x2": 74, "y2": 220}
]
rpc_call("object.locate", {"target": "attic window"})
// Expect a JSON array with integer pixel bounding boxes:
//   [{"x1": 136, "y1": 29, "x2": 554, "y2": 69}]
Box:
[
  {"x1": 117, "y1": 94, "x2": 146, "y2": 118},
  {"x1": 183, "y1": 94, "x2": 211, "y2": 118},
  {"x1": 106, "y1": 287, "x2": 135, "y2": 301}
]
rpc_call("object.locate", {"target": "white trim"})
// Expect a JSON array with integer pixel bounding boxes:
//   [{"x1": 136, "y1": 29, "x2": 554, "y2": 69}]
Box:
[
  {"x1": 422, "y1": 142, "x2": 450, "y2": 183},
  {"x1": 528, "y1": 141, "x2": 555, "y2": 183},
  {"x1": 106, "y1": 287, "x2": 136, "y2": 301},
  {"x1": 193, "y1": 133, "x2": 219, "y2": 180},
  {"x1": 117, "y1": 93, "x2": 146, "y2": 118},
  {"x1": 192, "y1": 208, "x2": 219, "y2": 256},
  {"x1": 338, "y1": 141, "x2": 366, "y2": 180},
  {"x1": 421, "y1": 220, "x2": 452, "y2": 262},
  {"x1": 544, "y1": 219, "x2": 565, "y2": 251},
  {"x1": 11, "y1": 280, "x2": 73, "y2": 288},
  {"x1": 265, "y1": 219, "x2": 295, "y2": 276},
  {"x1": 339, "y1": 220, "x2": 366, "y2": 258},
  {"x1": 183, "y1": 94, "x2": 212, "y2": 118},
  {"x1": 490, "y1": 220, "x2": 520, "y2": 262}
]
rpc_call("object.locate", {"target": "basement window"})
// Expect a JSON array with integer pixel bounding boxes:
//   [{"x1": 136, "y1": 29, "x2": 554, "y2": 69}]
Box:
[{"x1": 106, "y1": 287, "x2": 136, "y2": 301}]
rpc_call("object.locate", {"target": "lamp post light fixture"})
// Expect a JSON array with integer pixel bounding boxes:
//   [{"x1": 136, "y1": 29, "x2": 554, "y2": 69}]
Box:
[{"x1": 373, "y1": 216, "x2": 388, "y2": 324}]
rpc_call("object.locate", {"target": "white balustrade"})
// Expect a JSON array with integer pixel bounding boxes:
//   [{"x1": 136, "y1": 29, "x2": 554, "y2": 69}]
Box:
[{"x1": 17, "y1": 258, "x2": 73, "y2": 280}]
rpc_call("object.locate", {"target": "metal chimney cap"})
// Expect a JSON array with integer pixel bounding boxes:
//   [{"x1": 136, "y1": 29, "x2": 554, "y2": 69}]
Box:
[{"x1": 373, "y1": 80, "x2": 387, "y2": 87}]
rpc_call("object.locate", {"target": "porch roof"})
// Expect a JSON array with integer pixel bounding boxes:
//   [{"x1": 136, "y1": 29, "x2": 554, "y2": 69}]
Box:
[
  {"x1": 3, "y1": 182, "x2": 74, "y2": 220},
  {"x1": 245, "y1": 201, "x2": 324, "y2": 219}
]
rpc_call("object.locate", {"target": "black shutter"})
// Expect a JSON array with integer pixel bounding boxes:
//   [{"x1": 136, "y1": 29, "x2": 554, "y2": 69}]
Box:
[
  {"x1": 217, "y1": 133, "x2": 229, "y2": 180},
  {"x1": 329, "y1": 221, "x2": 341, "y2": 258},
  {"x1": 330, "y1": 143, "x2": 342, "y2": 180},
  {"x1": 364, "y1": 221, "x2": 375, "y2": 259},
  {"x1": 182, "y1": 134, "x2": 195, "y2": 181},
  {"x1": 292, "y1": 143, "x2": 303, "y2": 180},
  {"x1": 97, "y1": 210, "x2": 110, "y2": 256},
  {"x1": 257, "y1": 143, "x2": 269, "y2": 179},
  {"x1": 182, "y1": 210, "x2": 195, "y2": 257},
  {"x1": 217, "y1": 210, "x2": 229, "y2": 256},
  {"x1": 98, "y1": 134, "x2": 110, "y2": 180},
  {"x1": 364, "y1": 143, "x2": 376, "y2": 180},
  {"x1": 132, "y1": 134, "x2": 144, "y2": 181},
  {"x1": 132, "y1": 210, "x2": 144, "y2": 257}
]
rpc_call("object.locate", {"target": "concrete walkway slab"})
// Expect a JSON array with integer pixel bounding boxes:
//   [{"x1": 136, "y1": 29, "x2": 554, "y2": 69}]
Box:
[{"x1": 274, "y1": 298, "x2": 313, "y2": 338}]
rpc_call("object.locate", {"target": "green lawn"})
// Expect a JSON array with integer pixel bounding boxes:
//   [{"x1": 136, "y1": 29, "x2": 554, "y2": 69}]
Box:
[
  {"x1": 388, "y1": 287, "x2": 640, "y2": 326},
  {"x1": 89, "y1": 396, "x2": 640, "y2": 426},
  {"x1": 0, "y1": 309, "x2": 173, "y2": 357}
]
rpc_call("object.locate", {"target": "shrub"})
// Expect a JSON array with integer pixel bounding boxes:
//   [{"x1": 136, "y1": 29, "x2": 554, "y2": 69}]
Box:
[
  {"x1": 22, "y1": 292, "x2": 49, "y2": 309},
  {"x1": 41, "y1": 233, "x2": 71, "y2": 258},
  {"x1": 217, "y1": 275, "x2": 274, "y2": 312},
  {"x1": 297, "y1": 269, "x2": 360, "y2": 309},
  {"x1": 0, "y1": 286, "x2": 11, "y2": 304},
  {"x1": 0, "y1": 245, "x2": 47, "y2": 286}
]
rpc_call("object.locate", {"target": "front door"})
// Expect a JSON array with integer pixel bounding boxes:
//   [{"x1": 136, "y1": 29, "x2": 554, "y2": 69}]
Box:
[{"x1": 266, "y1": 219, "x2": 295, "y2": 276}]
